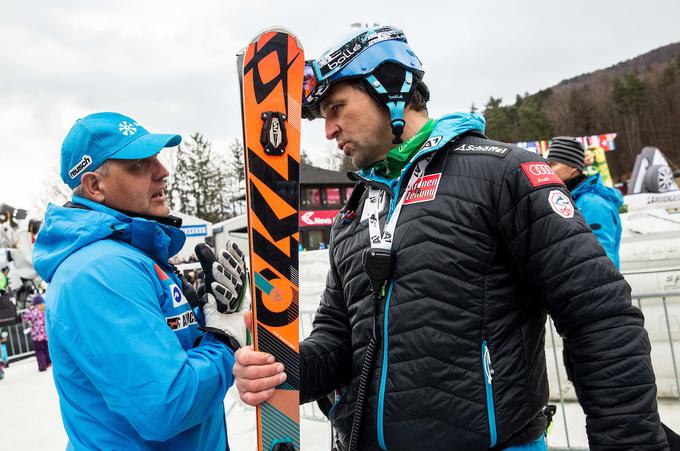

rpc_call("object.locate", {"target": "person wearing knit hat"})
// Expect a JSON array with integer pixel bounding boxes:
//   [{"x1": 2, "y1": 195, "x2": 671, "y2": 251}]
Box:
[{"x1": 546, "y1": 137, "x2": 624, "y2": 268}]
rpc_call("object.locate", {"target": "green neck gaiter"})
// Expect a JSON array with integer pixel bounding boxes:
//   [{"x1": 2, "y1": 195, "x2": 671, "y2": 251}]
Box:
[{"x1": 369, "y1": 119, "x2": 437, "y2": 179}]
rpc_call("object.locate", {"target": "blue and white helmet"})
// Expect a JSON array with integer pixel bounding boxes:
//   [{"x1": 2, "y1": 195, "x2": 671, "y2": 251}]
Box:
[{"x1": 302, "y1": 26, "x2": 428, "y2": 143}]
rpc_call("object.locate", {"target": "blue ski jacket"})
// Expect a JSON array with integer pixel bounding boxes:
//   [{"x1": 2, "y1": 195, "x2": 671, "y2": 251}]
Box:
[
  {"x1": 571, "y1": 173, "x2": 624, "y2": 269},
  {"x1": 33, "y1": 196, "x2": 235, "y2": 451}
]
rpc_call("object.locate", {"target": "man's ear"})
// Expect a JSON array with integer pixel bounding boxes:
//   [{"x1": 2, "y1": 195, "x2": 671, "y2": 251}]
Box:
[{"x1": 79, "y1": 172, "x2": 105, "y2": 203}]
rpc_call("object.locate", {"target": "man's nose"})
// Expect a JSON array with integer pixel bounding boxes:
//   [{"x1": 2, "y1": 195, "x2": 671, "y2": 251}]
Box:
[
  {"x1": 153, "y1": 156, "x2": 170, "y2": 179},
  {"x1": 325, "y1": 119, "x2": 340, "y2": 141}
]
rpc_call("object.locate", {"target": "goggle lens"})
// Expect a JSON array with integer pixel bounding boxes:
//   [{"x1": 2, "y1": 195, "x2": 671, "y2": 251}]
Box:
[{"x1": 302, "y1": 63, "x2": 318, "y2": 104}]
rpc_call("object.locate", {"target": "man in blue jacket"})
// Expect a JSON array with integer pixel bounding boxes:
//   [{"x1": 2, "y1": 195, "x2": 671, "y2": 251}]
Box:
[
  {"x1": 546, "y1": 137, "x2": 624, "y2": 268},
  {"x1": 33, "y1": 112, "x2": 249, "y2": 450}
]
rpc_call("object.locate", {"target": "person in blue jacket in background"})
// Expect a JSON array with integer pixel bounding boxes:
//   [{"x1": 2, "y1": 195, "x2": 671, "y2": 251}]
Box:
[
  {"x1": 546, "y1": 136, "x2": 624, "y2": 268},
  {"x1": 33, "y1": 112, "x2": 249, "y2": 450}
]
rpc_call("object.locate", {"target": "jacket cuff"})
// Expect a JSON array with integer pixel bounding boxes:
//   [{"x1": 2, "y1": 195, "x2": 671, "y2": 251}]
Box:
[{"x1": 198, "y1": 326, "x2": 241, "y2": 352}]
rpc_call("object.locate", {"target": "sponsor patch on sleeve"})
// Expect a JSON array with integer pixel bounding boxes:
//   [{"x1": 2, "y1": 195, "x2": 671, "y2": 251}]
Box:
[
  {"x1": 169, "y1": 283, "x2": 187, "y2": 308},
  {"x1": 452, "y1": 143, "x2": 510, "y2": 158},
  {"x1": 548, "y1": 190, "x2": 575, "y2": 218},
  {"x1": 166, "y1": 310, "x2": 197, "y2": 331},
  {"x1": 520, "y1": 162, "x2": 564, "y2": 187}
]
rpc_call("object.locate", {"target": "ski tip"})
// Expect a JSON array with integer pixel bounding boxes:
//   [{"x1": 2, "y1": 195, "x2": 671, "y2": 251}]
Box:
[
  {"x1": 236, "y1": 46, "x2": 246, "y2": 57},
  {"x1": 247, "y1": 26, "x2": 304, "y2": 51}
]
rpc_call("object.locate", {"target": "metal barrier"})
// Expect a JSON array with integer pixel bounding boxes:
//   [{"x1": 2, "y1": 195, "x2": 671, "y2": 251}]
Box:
[
  {"x1": 300, "y1": 308, "x2": 330, "y2": 423},
  {"x1": 300, "y1": 291, "x2": 680, "y2": 450},
  {"x1": 2, "y1": 309, "x2": 35, "y2": 361},
  {"x1": 8, "y1": 293, "x2": 673, "y2": 448}
]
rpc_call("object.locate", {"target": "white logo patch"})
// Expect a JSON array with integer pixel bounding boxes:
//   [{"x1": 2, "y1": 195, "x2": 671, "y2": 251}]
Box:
[
  {"x1": 420, "y1": 136, "x2": 442, "y2": 152},
  {"x1": 169, "y1": 283, "x2": 187, "y2": 308},
  {"x1": 68, "y1": 154, "x2": 93, "y2": 179},
  {"x1": 548, "y1": 190, "x2": 574, "y2": 218},
  {"x1": 118, "y1": 121, "x2": 137, "y2": 136}
]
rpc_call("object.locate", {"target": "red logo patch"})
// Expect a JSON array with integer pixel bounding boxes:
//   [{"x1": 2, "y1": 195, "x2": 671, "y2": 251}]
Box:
[
  {"x1": 404, "y1": 173, "x2": 442, "y2": 205},
  {"x1": 520, "y1": 162, "x2": 564, "y2": 187}
]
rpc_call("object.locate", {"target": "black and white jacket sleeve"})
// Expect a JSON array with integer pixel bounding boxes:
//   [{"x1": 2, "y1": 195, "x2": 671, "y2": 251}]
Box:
[{"x1": 497, "y1": 151, "x2": 667, "y2": 450}]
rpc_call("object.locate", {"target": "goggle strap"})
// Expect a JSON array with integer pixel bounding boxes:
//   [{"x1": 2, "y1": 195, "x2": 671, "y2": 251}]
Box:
[
  {"x1": 365, "y1": 72, "x2": 414, "y2": 143},
  {"x1": 365, "y1": 74, "x2": 387, "y2": 94}
]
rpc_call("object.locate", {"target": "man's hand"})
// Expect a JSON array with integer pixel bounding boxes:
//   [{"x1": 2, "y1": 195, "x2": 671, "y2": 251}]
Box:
[
  {"x1": 195, "y1": 242, "x2": 248, "y2": 350},
  {"x1": 233, "y1": 311, "x2": 287, "y2": 405}
]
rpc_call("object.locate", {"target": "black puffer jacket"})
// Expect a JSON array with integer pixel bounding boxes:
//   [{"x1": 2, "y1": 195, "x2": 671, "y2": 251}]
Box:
[{"x1": 300, "y1": 130, "x2": 667, "y2": 451}]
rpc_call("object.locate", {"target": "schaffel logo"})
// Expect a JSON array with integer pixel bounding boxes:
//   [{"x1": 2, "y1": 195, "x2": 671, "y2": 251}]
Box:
[
  {"x1": 454, "y1": 144, "x2": 508, "y2": 155},
  {"x1": 68, "y1": 154, "x2": 93, "y2": 179}
]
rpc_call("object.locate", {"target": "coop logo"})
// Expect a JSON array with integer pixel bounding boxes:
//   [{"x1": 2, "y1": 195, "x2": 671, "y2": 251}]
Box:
[
  {"x1": 169, "y1": 283, "x2": 187, "y2": 308},
  {"x1": 166, "y1": 310, "x2": 197, "y2": 331},
  {"x1": 68, "y1": 155, "x2": 93, "y2": 179},
  {"x1": 520, "y1": 162, "x2": 564, "y2": 187}
]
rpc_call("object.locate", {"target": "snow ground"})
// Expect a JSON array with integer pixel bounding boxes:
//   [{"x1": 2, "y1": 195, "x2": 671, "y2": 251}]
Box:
[
  {"x1": 0, "y1": 357, "x2": 329, "y2": 451},
  {"x1": 4, "y1": 250, "x2": 680, "y2": 449},
  {"x1": 3, "y1": 356, "x2": 680, "y2": 450}
]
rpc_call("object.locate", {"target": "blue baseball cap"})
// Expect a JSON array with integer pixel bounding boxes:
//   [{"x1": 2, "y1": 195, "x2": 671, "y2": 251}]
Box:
[{"x1": 60, "y1": 112, "x2": 182, "y2": 188}]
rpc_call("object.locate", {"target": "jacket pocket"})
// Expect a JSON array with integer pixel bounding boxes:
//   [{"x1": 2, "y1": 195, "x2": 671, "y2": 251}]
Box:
[
  {"x1": 328, "y1": 388, "x2": 353, "y2": 449},
  {"x1": 482, "y1": 340, "x2": 497, "y2": 447}
]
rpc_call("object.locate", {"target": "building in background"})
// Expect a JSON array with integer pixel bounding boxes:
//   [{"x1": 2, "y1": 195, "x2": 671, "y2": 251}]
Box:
[
  {"x1": 299, "y1": 164, "x2": 354, "y2": 251},
  {"x1": 212, "y1": 163, "x2": 354, "y2": 252}
]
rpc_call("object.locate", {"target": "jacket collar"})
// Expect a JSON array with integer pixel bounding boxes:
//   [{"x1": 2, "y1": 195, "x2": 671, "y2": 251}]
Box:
[{"x1": 70, "y1": 196, "x2": 186, "y2": 263}]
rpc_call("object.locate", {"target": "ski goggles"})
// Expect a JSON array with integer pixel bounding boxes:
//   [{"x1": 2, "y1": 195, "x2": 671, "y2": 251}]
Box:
[
  {"x1": 302, "y1": 61, "x2": 331, "y2": 118},
  {"x1": 302, "y1": 27, "x2": 409, "y2": 118}
]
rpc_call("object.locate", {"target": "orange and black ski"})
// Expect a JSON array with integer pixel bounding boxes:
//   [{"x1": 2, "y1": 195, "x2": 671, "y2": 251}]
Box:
[{"x1": 238, "y1": 28, "x2": 303, "y2": 451}]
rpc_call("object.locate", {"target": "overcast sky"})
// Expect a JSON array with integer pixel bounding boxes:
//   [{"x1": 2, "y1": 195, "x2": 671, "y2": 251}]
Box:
[{"x1": 2, "y1": 0, "x2": 680, "y2": 213}]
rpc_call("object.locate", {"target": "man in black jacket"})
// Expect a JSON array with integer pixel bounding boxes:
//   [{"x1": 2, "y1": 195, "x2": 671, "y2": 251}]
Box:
[{"x1": 233, "y1": 26, "x2": 668, "y2": 450}]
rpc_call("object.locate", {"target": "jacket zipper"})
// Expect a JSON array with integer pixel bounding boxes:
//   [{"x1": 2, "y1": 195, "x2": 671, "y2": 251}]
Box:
[{"x1": 482, "y1": 340, "x2": 497, "y2": 447}]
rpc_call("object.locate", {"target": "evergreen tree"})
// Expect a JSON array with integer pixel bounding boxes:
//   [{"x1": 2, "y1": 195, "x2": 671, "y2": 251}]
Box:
[
  {"x1": 300, "y1": 149, "x2": 311, "y2": 165},
  {"x1": 226, "y1": 139, "x2": 246, "y2": 216},
  {"x1": 483, "y1": 97, "x2": 515, "y2": 142},
  {"x1": 168, "y1": 133, "x2": 230, "y2": 223},
  {"x1": 516, "y1": 96, "x2": 553, "y2": 140}
]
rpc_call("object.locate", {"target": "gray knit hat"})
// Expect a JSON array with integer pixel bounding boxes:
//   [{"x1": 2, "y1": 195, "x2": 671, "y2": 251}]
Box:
[{"x1": 546, "y1": 137, "x2": 585, "y2": 172}]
